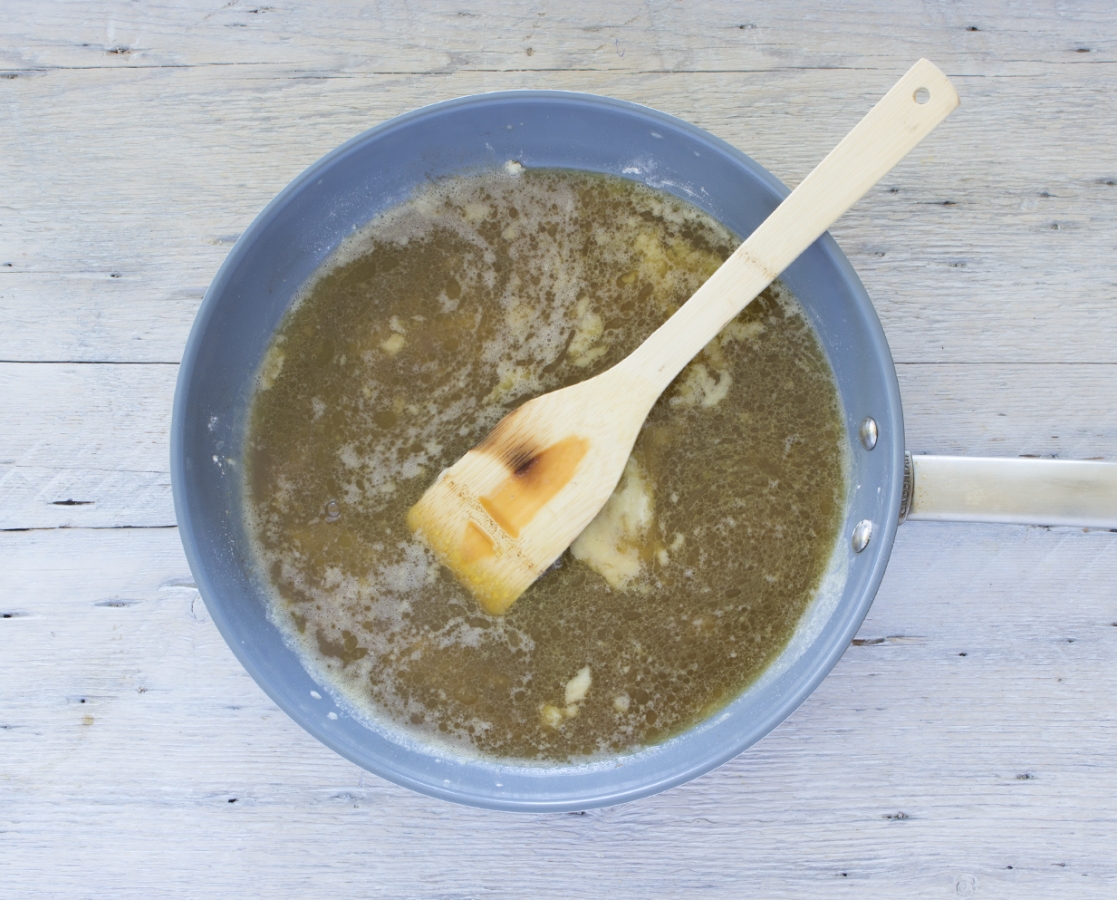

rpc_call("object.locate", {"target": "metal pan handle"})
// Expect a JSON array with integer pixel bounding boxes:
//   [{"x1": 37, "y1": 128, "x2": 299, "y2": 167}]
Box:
[{"x1": 900, "y1": 454, "x2": 1117, "y2": 529}]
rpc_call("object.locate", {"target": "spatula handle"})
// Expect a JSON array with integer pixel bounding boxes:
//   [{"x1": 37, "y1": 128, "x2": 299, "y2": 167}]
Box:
[{"x1": 618, "y1": 59, "x2": 960, "y2": 398}]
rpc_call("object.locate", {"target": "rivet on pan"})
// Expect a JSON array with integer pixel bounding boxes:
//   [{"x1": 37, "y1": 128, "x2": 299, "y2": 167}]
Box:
[
  {"x1": 852, "y1": 519, "x2": 873, "y2": 553},
  {"x1": 859, "y1": 417, "x2": 878, "y2": 450}
]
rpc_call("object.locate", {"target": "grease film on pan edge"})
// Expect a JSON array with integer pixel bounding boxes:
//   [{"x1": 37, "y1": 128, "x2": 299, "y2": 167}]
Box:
[{"x1": 242, "y1": 167, "x2": 848, "y2": 761}]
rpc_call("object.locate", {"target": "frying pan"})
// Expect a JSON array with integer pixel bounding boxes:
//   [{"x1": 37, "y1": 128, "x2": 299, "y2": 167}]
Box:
[{"x1": 171, "y1": 91, "x2": 1117, "y2": 812}]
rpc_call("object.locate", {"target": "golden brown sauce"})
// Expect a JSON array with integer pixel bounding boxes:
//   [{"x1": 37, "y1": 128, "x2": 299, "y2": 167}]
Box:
[{"x1": 244, "y1": 168, "x2": 847, "y2": 761}]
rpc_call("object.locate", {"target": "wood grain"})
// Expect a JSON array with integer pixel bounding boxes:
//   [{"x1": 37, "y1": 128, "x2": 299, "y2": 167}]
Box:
[
  {"x1": 2, "y1": 0, "x2": 1114, "y2": 75},
  {"x1": 3, "y1": 2, "x2": 1117, "y2": 897},
  {"x1": 0, "y1": 363, "x2": 176, "y2": 529}
]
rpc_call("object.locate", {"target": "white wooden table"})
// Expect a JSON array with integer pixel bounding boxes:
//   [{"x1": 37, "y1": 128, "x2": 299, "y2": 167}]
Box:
[{"x1": 3, "y1": 3, "x2": 1116, "y2": 896}]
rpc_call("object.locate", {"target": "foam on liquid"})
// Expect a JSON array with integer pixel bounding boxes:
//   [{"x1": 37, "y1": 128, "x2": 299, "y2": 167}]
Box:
[{"x1": 244, "y1": 168, "x2": 848, "y2": 761}]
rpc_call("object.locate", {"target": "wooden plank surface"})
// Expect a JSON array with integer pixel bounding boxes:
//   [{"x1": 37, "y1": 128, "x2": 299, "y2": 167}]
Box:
[
  {"x1": 4, "y1": 66, "x2": 1117, "y2": 366},
  {"x1": 3, "y1": 2, "x2": 1117, "y2": 897}
]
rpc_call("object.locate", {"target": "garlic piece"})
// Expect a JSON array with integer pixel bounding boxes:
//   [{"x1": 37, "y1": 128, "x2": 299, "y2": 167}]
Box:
[{"x1": 564, "y1": 666, "x2": 592, "y2": 705}]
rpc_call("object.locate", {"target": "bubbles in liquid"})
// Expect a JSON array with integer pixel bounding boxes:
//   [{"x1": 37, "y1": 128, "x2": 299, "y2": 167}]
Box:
[{"x1": 243, "y1": 168, "x2": 847, "y2": 763}]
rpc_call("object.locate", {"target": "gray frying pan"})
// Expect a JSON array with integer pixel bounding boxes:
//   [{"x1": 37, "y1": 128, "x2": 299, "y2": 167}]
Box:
[{"x1": 171, "y1": 91, "x2": 1117, "y2": 811}]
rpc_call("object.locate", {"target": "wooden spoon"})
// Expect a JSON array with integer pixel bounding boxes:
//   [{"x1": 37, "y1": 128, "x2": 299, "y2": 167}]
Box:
[{"x1": 408, "y1": 59, "x2": 959, "y2": 615}]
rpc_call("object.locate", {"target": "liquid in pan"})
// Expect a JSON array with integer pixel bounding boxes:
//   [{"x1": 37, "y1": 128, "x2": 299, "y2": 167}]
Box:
[{"x1": 244, "y1": 167, "x2": 847, "y2": 761}]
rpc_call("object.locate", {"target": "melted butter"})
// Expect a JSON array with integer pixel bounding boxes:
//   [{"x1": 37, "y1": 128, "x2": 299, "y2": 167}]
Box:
[
  {"x1": 243, "y1": 168, "x2": 847, "y2": 761},
  {"x1": 570, "y1": 457, "x2": 655, "y2": 589}
]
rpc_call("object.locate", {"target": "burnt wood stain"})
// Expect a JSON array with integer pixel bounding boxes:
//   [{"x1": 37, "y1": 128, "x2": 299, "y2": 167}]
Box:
[{"x1": 479, "y1": 436, "x2": 590, "y2": 539}]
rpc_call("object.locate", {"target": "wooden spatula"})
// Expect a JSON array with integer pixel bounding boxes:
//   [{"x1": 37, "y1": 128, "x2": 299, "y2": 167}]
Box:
[{"x1": 408, "y1": 59, "x2": 959, "y2": 615}]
